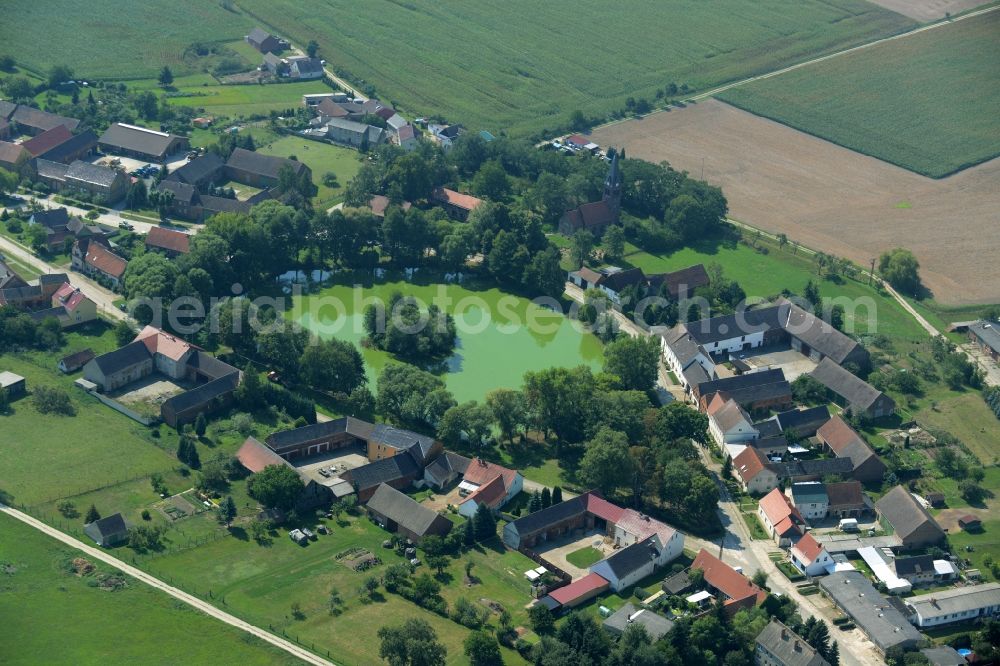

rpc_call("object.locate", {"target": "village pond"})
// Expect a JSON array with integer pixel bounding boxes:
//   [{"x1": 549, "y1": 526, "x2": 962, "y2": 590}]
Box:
[{"x1": 291, "y1": 278, "x2": 605, "y2": 402}]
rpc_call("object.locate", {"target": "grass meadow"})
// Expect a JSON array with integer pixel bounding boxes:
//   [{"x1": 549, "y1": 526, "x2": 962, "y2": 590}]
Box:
[
  {"x1": 140, "y1": 513, "x2": 531, "y2": 666},
  {"x1": 0, "y1": 325, "x2": 185, "y2": 507},
  {"x1": 0, "y1": 514, "x2": 302, "y2": 666},
  {"x1": 1, "y1": 0, "x2": 255, "y2": 79},
  {"x1": 718, "y1": 11, "x2": 1000, "y2": 177},
  {"x1": 235, "y1": 0, "x2": 913, "y2": 135},
  {"x1": 165, "y1": 81, "x2": 326, "y2": 118},
  {"x1": 258, "y1": 136, "x2": 362, "y2": 207}
]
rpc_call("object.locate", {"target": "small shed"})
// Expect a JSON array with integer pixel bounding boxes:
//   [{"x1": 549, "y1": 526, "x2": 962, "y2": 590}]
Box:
[
  {"x1": 59, "y1": 348, "x2": 95, "y2": 373},
  {"x1": 925, "y1": 492, "x2": 945, "y2": 508},
  {"x1": 0, "y1": 371, "x2": 26, "y2": 398},
  {"x1": 959, "y1": 515, "x2": 982, "y2": 531}
]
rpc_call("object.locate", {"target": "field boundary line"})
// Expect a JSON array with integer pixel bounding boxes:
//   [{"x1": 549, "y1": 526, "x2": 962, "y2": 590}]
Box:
[
  {"x1": 723, "y1": 218, "x2": 943, "y2": 340},
  {"x1": 0, "y1": 503, "x2": 334, "y2": 666},
  {"x1": 559, "y1": 3, "x2": 1000, "y2": 141}
]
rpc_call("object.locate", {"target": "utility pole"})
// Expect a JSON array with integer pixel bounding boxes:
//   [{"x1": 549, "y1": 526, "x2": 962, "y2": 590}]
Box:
[{"x1": 869, "y1": 258, "x2": 876, "y2": 286}]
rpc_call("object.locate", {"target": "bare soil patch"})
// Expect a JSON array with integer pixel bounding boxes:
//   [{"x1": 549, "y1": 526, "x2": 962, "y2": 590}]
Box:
[
  {"x1": 937, "y1": 508, "x2": 990, "y2": 532},
  {"x1": 865, "y1": 0, "x2": 984, "y2": 21},
  {"x1": 592, "y1": 100, "x2": 1000, "y2": 305}
]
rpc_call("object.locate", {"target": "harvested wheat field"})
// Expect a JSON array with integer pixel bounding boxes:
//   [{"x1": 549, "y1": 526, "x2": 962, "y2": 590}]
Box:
[{"x1": 592, "y1": 99, "x2": 1000, "y2": 305}]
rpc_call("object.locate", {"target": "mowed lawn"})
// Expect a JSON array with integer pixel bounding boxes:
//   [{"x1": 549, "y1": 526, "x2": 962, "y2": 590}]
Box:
[
  {"x1": 718, "y1": 11, "x2": 1000, "y2": 177},
  {"x1": 143, "y1": 513, "x2": 529, "y2": 665},
  {"x1": 258, "y1": 136, "x2": 362, "y2": 206},
  {"x1": 0, "y1": 514, "x2": 302, "y2": 666},
  {"x1": 236, "y1": 0, "x2": 913, "y2": 135},
  {"x1": 1, "y1": 0, "x2": 254, "y2": 79},
  {"x1": 573, "y1": 234, "x2": 930, "y2": 342},
  {"x1": 166, "y1": 81, "x2": 326, "y2": 118},
  {"x1": 0, "y1": 326, "x2": 180, "y2": 506}
]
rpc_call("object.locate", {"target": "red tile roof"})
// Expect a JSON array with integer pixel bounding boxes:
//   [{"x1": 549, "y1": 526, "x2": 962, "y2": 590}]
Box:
[
  {"x1": 734, "y1": 446, "x2": 772, "y2": 483},
  {"x1": 237, "y1": 437, "x2": 290, "y2": 473},
  {"x1": 0, "y1": 141, "x2": 29, "y2": 164},
  {"x1": 585, "y1": 493, "x2": 626, "y2": 524},
  {"x1": 135, "y1": 325, "x2": 197, "y2": 361},
  {"x1": 706, "y1": 392, "x2": 728, "y2": 416},
  {"x1": 691, "y1": 549, "x2": 767, "y2": 612},
  {"x1": 462, "y1": 458, "x2": 518, "y2": 489},
  {"x1": 548, "y1": 572, "x2": 609, "y2": 605},
  {"x1": 21, "y1": 124, "x2": 73, "y2": 157},
  {"x1": 54, "y1": 282, "x2": 88, "y2": 311},
  {"x1": 145, "y1": 226, "x2": 191, "y2": 254},
  {"x1": 432, "y1": 187, "x2": 483, "y2": 212},
  {"x1": 759, "y1": 488, "x2": 804, "y2": 536},
  {"x1": 617, "y1": 508, "x2": 676, "y2": 545},
  {"x1": 817, "y1": 414, "x2": 865, "y2": 450},
  {"x1": 84, "y1": 242, "x2": 128, "y2": 279},
  {"x1": 461, "y1": 474, "x2": 507, "y2": 509},
  {"x1": 791, "y1": 532, "x2": 825, "y2": 565}
]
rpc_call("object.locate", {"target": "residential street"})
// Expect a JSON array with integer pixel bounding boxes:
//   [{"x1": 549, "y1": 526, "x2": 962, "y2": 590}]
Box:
[
  {"x1": 24, "y1": 194, "x2": 194, "y2": 237},
  {"x1": 0, "y1": 503, "x2": 330, "y2": 666},
  {"x1": 565, "y1": 279, "x2": 884, "y2": 664},
  {"x1": 695, "y1": 447, "x2": 882, "y2": 666},
  {"x1": 0, "y1": 233, "x2": 126, "y2": 322}
]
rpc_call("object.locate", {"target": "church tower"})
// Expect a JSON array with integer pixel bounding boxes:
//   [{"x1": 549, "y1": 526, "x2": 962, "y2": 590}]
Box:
[{"x1": 603, "y1": 147, "x2": 623, "y2": 219}]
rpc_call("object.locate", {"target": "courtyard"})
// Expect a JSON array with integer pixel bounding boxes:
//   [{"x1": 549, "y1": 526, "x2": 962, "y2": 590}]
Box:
[
  {"x1": 292, "y1": 445, "x2": 369, "y2": 485},
  {"x1": 734, "y1": 345, "x2": 818, "y2": 382},
  {"x1": 532, "y1": 529, "x2": 612, "y2": 579},
  {"x1": 108, "y1": 374, "x2": 189, "y2": 417}
]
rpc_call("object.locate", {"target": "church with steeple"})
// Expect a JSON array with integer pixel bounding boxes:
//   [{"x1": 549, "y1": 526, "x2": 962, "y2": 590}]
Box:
[{"x1": 557, "y1": 148, "x2": 623, "y2": 236}]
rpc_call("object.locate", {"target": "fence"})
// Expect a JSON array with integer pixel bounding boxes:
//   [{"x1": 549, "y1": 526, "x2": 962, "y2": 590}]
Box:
[
  {"x1": 26, "y1": 470, "x2": 168, "y2": 507},
  {"x1": 87, "y1": 389, "x2": 157, "y2": 426}
]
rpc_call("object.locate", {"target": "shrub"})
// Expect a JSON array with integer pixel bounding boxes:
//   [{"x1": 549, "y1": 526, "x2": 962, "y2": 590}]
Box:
[
  {"x1": 32, "y1": 386, "x2": 74, "y2": 415},
  {"x1": 57, "y1": 501, "x2": 78, "y2": 518}
]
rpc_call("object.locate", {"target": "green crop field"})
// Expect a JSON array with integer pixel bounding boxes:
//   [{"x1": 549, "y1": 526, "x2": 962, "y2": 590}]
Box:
[
  {"x1": 718, "y1": 11, "x2": 1000, "y2": 177},
  {"x1": 0, "y1": 514, "x2": 301, "y2": 666},
  {"x1": 258, "y1": 136, "x2": 362, "y2": 207},
  {"x1": 234, "y1": 0, "x2": 913, "y2": 135},
  {"x1": 1, "y1": 0, "x2": 255, "y2": 79}
]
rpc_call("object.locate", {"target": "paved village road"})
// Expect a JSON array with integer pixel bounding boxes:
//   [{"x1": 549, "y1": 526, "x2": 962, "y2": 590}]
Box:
[
  {"x1": 564, "y1": 278, "x2": 883, "y2": 664},
  {"x1": 695, "y1": 448, "x2": 880, "y2": 666},
  {"x1": 0, "y1": 234, "x2": 126, "y2": 322},
  {"x1": 0, "y1": 503, "x2": 331, "y2": 666}
]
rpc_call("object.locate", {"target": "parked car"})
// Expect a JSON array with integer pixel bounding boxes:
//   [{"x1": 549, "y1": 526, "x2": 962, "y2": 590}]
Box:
[
  {"x1": 118, "y1": 221, "x2": 134, "y2": 231},
  {"x1": 301, "y1": 528, "x2": 316, "y2": 540}
]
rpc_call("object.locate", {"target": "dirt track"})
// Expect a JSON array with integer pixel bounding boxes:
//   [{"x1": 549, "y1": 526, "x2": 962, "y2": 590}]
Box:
[{"x1": 592, "y1": 99, "x2": 1000, "y2": 305}]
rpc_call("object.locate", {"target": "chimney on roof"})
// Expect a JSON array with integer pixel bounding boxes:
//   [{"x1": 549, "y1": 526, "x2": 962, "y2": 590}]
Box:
[
  {"x1": 780, "y1": 628, "x2": 788, "y2": 640},
  {"x1": 793, "y1": 641, "x2": 802, "y2": 652}
]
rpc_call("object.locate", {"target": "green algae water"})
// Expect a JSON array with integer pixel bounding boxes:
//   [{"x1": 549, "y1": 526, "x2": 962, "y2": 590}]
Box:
[{"x1": 290, "y1": 279, "x2": 604, "y2": 402}]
